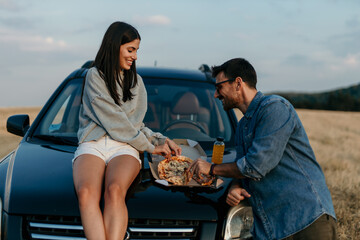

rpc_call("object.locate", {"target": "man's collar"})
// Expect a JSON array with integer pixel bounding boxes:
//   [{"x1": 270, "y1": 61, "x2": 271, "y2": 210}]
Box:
[{"x1": 244, "y1": 91, "x2": 264, "y2": 119}]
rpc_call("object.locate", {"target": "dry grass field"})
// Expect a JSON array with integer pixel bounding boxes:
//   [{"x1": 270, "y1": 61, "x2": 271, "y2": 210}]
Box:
[
  {"x1": 0, "y1": 107, "x2": 41, "y2": 156},
  {"x1": 1, "y1": 107, "x2": 359, "y2": 239},
  {"x1": 296, "y1": 109, "x2": 360, "y2": 240}
]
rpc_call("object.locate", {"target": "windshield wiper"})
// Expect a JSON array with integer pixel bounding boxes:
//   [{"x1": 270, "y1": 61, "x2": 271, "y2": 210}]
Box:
[{"x1": 33, "y1": 134, "x2": 78, "y2": 146}]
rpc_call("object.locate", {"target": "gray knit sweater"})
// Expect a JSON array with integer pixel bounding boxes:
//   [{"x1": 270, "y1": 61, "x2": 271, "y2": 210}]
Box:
[{"x1": 77, "y1": 67, "x2": 166, "y2": 153}]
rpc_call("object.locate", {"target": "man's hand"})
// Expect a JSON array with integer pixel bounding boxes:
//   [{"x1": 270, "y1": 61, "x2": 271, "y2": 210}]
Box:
[
  {"x1": 187, "y1": 158, "x2": 211, "y2": 177},
  {"x1": 226, "y1": 183, "x2": 251, "y2": 207}
]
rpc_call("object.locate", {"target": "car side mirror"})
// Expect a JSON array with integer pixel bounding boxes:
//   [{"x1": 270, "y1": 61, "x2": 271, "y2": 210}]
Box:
[{"x1": 7, "y1": 114, "x2": 30, "y2": 137}]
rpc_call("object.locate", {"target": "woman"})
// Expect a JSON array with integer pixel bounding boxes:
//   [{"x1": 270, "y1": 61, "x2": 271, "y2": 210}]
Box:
[{"x1": 73, "y1": 21, "x2": 181, "y2": 240}]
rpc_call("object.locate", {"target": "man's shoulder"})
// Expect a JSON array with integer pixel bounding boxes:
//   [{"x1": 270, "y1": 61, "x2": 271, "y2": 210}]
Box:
[
  {"x1": 260, "y1": 94, "x2": 292, "y2": 108},
  {"x1": 256, "y1": 94, "x2": 295, "y2": 118}
]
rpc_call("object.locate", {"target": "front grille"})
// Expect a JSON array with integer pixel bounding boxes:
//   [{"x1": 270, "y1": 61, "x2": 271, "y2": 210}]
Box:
[
  {"x1": 128, "y1": 219, "x2": 199, "y2": 239},
  {"x1": 25, "y1": 215, "x2": 85, "y2": 239},
  {"x1": 25, "y1": 216, "x2": 200, "y2": 240}
]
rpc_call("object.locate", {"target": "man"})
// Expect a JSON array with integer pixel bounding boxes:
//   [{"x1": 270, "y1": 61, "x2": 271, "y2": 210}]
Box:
[{"x1": 188, "y1": 58, "x2": 337, "y2": 239}]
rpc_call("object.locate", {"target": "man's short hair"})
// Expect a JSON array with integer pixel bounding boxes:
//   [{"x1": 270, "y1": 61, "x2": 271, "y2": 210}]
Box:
[{"x1": 212, "y1": 58, "x2": 257, "y2": 89}]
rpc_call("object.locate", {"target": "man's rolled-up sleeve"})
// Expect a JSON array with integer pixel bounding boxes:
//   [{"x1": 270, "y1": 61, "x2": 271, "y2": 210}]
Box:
[
  {"x1": 236, "y1": 100, "x2": 296, "y2": 180},
  {"x1": 236, "y1": 156, "x2": 262, "y2": 181}
]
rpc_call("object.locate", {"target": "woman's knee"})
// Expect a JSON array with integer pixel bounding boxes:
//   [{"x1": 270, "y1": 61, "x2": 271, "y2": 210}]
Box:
[
  {"x1": 76, "y1": 186, "x2": 101, "y2": 207},
  {"x1": 105, "y1": 183, "x2": 126, "y2": 203}
]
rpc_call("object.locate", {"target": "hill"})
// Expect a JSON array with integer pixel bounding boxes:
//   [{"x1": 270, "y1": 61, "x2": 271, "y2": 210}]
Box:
[{"x1": 273, "y1": 83, "x2": 360, "y2": 111}]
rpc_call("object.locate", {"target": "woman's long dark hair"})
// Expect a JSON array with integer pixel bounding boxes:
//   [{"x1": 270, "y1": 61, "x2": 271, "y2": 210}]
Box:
[{"x1": 93, "y1": 21, "x2": 141, "y2": 105}]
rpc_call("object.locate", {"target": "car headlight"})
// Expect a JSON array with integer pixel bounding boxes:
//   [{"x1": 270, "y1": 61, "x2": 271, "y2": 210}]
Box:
[{"x1": 224, "y1": 204, "x2": 253, "y2": 240}]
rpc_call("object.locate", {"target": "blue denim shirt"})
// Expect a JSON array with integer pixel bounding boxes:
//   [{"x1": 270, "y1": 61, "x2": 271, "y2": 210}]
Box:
[{"x1": 235, "y1": 91, "x2": 336, "y2": 239}]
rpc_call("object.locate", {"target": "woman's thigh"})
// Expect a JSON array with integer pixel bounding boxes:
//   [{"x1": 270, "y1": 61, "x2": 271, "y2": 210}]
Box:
[
  {"x1": 104, "y1": 155, "x2": 141, "y2": 194},
  {"x1": 73, "y1": 154, "x2": 106, "y2": 199}
]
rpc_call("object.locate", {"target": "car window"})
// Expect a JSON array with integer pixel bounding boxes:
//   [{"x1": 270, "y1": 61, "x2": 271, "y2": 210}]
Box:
[{"x1": 33, "y1": 78, "x2": 82, "y2": 140}]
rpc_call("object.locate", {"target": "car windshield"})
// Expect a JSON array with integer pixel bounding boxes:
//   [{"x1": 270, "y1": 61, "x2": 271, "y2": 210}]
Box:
[
  {"x1": 143, "y1": 78, "x2": 232, "y2": 143},
  {"x1": 32, "y1": 74, "x2": 233, "y2": 147}
]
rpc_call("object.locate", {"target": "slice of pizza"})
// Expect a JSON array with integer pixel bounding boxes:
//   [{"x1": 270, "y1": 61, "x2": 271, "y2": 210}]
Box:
[
  {"x1": 192, "y1": 173, "x2": 215, "y2": 186},
  {"x1": 158, "y1": 156, "x2": 193, "y2": 185}
]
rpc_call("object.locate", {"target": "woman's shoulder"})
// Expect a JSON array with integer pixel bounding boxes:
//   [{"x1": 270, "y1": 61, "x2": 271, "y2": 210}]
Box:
[
  {"x1": 86, "y1": 67, "x2": 104, "y2": 82},
  {"x1": 136, "y1": 73, "x2": 143, "y2": 81},
  {"x1": 136, "y1": 73, "x2": 145, "y2": 86},
  {"x1": 85, "y1": 67, "x2": 106, "y2": 89},
  {"x1": 87, "y1": 67, "x2": 101, "y2": 78}
]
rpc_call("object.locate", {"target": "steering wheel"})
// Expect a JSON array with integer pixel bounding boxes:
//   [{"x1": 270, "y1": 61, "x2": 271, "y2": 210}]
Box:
[{"x1": 161, "y1": 120, "x2": 207, "y2": 134}]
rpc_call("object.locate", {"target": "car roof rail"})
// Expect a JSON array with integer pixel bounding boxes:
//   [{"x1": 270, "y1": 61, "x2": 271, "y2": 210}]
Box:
[
  {"x1": 199, "y1": 64, "x2": 211, "y2": 73},
  {"x1": 199, "y1": 64, "x2": 214, "y2": 83},
  {"x1": 81, "y1": 60, "x2": 94, "y2": 69}
]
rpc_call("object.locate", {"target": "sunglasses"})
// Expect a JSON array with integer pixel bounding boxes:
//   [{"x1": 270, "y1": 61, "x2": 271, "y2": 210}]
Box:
[
  {"x1": 215, "y1": 78, "x2": 236, "y2": 87},
  {"x1": 215, "y1": 78, "x2": 236, "y2": 91}
]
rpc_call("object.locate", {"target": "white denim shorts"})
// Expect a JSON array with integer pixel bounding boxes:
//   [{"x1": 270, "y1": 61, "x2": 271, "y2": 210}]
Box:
[{"x1": 73, "y1": 135, "x2": 141, "y2": 166}]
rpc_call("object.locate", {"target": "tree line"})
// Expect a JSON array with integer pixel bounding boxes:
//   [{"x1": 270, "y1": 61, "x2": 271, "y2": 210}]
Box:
[{"x1": 274, "y1": 83, "x2": 360, "y2": 112}]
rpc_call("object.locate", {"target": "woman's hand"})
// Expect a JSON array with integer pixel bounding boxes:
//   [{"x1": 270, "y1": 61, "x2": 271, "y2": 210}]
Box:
[
  {"x1": 152, "y1": 144, "x2": 172, "y2": 157},
  {"x1": 226, "y1": 182, "x2": 251, "y2": 207},
  {"x1": 152, "y1": 139, "x2": 182, "y2": 158},
  {"x1": 165, "y1": 138, "x2": 182, "y2": 156}
]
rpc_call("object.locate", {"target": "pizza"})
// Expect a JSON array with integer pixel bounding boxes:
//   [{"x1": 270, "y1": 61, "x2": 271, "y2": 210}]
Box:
[
  {"x1": 157, "y1": 155, "x2": 215, "y2": 186},
  {"x1": 158, "y1": 156, "x2": 193, "y2": 185}
]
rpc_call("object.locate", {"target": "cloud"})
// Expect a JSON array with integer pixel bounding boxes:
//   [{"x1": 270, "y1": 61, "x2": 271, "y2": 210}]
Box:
[
  {"x1": 0, "y1": 16, "x2": 34, "y2": 29},
  {"x1": 293, "y1": 50, "x2": 360, "y2": 79},
  {"x1": 329, "y1": 53, "x2": 360, "y2": 72},
  {"x1": 0, "y1": 0, "x2": 21, "y2": 11},
  {"x1": 133, "y1": 15, "x2": 171, "y2": 27},
  {"x1": 344, "y1": 54, "x2": 359, "y2": 66},
  {"x1": 346, "y1": 15, "x2": 360, "y2": 28},
  {"x1": 234, "y1": 32, "x2": 253, "y2": 41},
  {"x1": 283, "y1": 54, "x2": 323, "y2": 67},
  {"x1": 0, "y1": 27, "x2": 68, "y2": 52},
  {"x1": 325, "y1": 30, "x2": 360, "y2": 57}
]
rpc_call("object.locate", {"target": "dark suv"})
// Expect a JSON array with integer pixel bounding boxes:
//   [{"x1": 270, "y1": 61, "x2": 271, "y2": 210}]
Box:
[{"x1": 1, "y1": 62, "x2": 253, "y2": 239}]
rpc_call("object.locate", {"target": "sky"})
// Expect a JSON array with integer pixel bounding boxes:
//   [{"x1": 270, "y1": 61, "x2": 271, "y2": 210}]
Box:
[{"x1": 0, "y1": 0, "x2": 359, "y2": 107}]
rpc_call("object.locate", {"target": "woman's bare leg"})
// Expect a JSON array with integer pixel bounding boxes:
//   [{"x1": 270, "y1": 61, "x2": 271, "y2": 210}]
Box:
[
  {"x1": 73, "y1": 154, "x2": 106, "y2": 240},
  {"x1": 103, "y1": 155, "x2": 141, "y2": 240}
]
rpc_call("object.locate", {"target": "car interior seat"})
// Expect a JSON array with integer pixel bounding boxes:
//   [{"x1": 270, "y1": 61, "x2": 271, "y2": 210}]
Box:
[{"x1": 169, "y1": 92, "x2": 210, "y2": 133}]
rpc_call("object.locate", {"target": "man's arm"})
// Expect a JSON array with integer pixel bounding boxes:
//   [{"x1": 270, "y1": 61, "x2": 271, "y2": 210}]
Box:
[
  {"x1": 211, "y1": 162, "x2": 245, "y2": 179},
  {"x1": 188, "y1": 159, "x2": 245, "y2": 179}
]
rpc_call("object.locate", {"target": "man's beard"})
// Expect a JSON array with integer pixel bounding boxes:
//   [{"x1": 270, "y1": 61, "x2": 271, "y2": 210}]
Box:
[{"x1": 221, "y1": 98, "x2": 236, "y2": 111}]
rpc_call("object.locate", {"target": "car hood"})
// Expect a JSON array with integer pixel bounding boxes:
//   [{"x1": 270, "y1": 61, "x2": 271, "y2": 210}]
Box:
[
  {"x1": 4, "y1": 142, "x2": 79, "y2": 216},
  {"x1": 4, "y1": 141, "x2": 235, "y2": 220}
]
